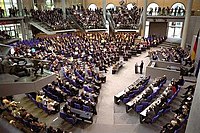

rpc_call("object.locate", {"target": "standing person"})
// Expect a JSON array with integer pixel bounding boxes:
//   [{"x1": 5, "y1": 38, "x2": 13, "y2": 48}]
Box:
[
  {"x1": 0, "y1": 7, "x2": 4, "y2": 18},
  {"x1": 135, "y1": 63, "x2": 138, "y2": 74},
  {"x1": 140, "y1": 60, "x2": 144, "y2": 74}
]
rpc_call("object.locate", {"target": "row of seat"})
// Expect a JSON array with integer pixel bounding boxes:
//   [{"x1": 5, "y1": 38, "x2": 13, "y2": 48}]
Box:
[
  {"x1": 26, "y1": 93, "x2": 59, "y2": 115},
  {"x1": 114, "y1": 76, "x2": 151, "y2": 105},
  {"x1": 121, "y1": 83, "x2": 149, "y2": 104},
  {"x1": 43, "y1": 88, "x2": 64, "y2": 103},
  {"x1": 125, "y1": 76, "x2": 167, "y2": 113},
  {"x1": 140, "y1": 86, "x2": 181, "y2": 124},
  {"x1": 134, "y1": 79, "x2": 167, "y2": 113}
]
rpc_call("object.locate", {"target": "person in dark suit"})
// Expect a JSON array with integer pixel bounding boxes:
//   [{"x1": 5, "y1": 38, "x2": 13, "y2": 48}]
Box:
[
  {"x1": 140, "y1": 60, "x2": 144, "y2": 74},
  {"x1": 145, "y1": 107, "x2": 155, "y2": 123},
  {"x1": 0, "y1": 7, "x2": 4, "y2": 18}
]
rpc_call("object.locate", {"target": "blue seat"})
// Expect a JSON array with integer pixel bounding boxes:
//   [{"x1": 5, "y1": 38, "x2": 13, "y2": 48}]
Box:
[
  {"x1": 74, "y1": 103, "x2": 81, "y2": 109},
  {"x1": 151, "y1": 115, "x2": 159, "y2": 123},
  {"x1": 147, "y1": 95, "x2": 152, "y2": 102},
  {"x1": 43, "y1": 105, "x2": 51, "y2": 114},
  {"x1": 167, "y1": 98, "x2": 173, "y2": 104},
  {"x1": 163, "y1": 107, "x2": 171, "y2": 114},
  {"x1": 157, "y1": 109, "x2": 164, "y2": 116},
  {"x1": 66, "y1": 117, "x2": 77, "y2": 125},
  {"x1": 83, "y1": 105, "x2": 90, "y2": 112},
  {"x1": 159, "y1": 83, "x2": 163, "y2": 88},
  {"x1": 133, "y1": 90, "x2": 139, "y2": 95},
  {"x1": 122, "y1": 97, "x2": 130, "y2": 104},
  {"x1": 129, "y1": 93, "x2": 135, "y2": 99},
  {"x1": 38, "y1": 102, "x2": 43, "y2": 108},
  {"x1": 135, "y1": 105, "x2": 143, "y2": 113},
  {"x1": 139, "y1": 86, "x2": 144, "y2": 92},
  {"x1": 33, "y1": 99, "x2": 38, "y2": 107},
  {"x1": 141, "y1": 102, "x2": 149, "y2": 108},
  {"x1": 151, "y1": 92, "x2": 157, "y2": 98},
  {"x1": 60, "y1": 112, "x2": 66, "y2": 119},
  {"x1": 23, "y1": 119, "x2": 30, "y2": 127},
  {"x1": 64, "y1": 89, "x2": 71, "y2": 95},
  {"x1": 31, "y1": 97, "x2": 35, "y2": 101}
]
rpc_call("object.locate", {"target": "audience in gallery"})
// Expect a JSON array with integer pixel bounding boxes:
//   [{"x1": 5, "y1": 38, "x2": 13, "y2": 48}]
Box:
[
  {"x1": 148, "y1": 6, "x2": 185, "y2": 16},
  {"x1": 108, "y1": 5, "x2": 142, "y2": 29},
  {"x1": 149, "y1": 46, "x2": 192, "y2": 64},
  {"x1": 160, "y1": 85, "x2": 195, "y2": 133},
  {"x1": 30, "y1": 8, "x2": 74, "y2": 30},
  {"x1": 0, "y1": 6, "x2": 19, "y2": 17},
  {"x1": 68, "y1": 5, "x2": 106, "y2": 29},
  {"x1": 0, "y1": 7, "x2": 4, "y2": 18},
  {"x1": 0, "y1": 97, "x2": 70, "y2": 133},
  {"x1": 0, "y1": 30, "x2": 11, "y2": 41}
]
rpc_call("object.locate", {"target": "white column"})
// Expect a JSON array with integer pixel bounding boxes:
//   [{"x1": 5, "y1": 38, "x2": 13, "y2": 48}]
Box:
[
  {"x1": 102, "y1": 0, "x2": 106, "y2": 20},
  {"x1": 181, "y1": 0, "x2": 193, "y2": 49},
  {"x1": 17, "y1": 0, "x2": 23, "y2": 16},
  {"x1": 62, "y1": 0, "x2": 66, "y2": 19},
  {"x1": 185, "y1": 72, "x2": 200, "y2": 133},
  {"x1": 141, "y1": 0, "x2": 147, "y2": 37},
  {"x1": 20, "y1": 20, "x2": 26, "y2": 40}
]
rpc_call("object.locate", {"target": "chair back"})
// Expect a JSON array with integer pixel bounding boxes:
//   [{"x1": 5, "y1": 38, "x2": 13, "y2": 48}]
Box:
[
  {"x1": 122, "y1": 97, "x2": 130, "y2": 104},
  {"x1": 74, "y1": 103, "x2": 81, "y2": 109},
  {"x1": 60, "y1": 112, "x2": 66, "y2": 119},
  {"x1": 83, "y1": 105, "x2": 90, "y2": 112},
  {"x1": 135, "y1": 104, "x2": 143, "y2": 113}
]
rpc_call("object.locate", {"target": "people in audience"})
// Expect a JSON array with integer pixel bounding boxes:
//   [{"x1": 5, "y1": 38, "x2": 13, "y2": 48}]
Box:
[
  {"x1": 5, "y1": 32, "x2": 166, "y2": 130},
  {"x1": 148, "y1": 6, "x2": 185, "y2": 16},
  {"x1": 36, "y1": 93, "x2": 43, "y2": 103},
  {"x1": 0, "y1": 98, "x2": 46, "y2": 132},
  {"x1": 0, "y1": 30, "x2": 11, "y2": 41},
  {"x1": 149, "y1": 46, "x2": 191, "y2": 66},
  {"x1": 108, "y1": 5, "x2": 142, "y2": 29},
  {"x1": 161, "y1": 84, "x2": 195, "y2": 133},
  {"x1": 31, "y1": 8, "x2": 73, "y2": 30},
  {"x1": 69, "y1": 6, "x2": 105, "y2": 29},
  {"x1": 0, "y1": 7, "x2": 4, "y2": 17}
]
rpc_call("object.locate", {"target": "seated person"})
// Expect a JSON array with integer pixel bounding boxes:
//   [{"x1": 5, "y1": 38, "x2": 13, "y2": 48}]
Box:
[
  {"x1": 177, "y1": 75, "x2": 184, "y2": 86},
  {"x1": 36, "y1": 94, "x2": 43, "y2": 103},
  {"x1": 144, "y1": 107, "x2": 156, "y2": 123},
  {"x1": 180, "y1": 63, "x2": 195, "y2": 76},
  {"x1": 46, "y1": 126, "x2": 56, "y2": 133},
  {"x1": 46, "y1": 100, "x2": 57, "y2": 111},
  {"x1": 65, "y1": 110, "x2": 76, "y2": 119}
]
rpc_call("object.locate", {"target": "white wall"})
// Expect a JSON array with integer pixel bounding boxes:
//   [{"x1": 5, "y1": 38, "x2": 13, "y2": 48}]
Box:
[
  {"x1": 186, "y1": 16, "x2": 200, "y2": 46},
  {"x1": 185, "y1": 70, "x2": 200, "y2": 133}
]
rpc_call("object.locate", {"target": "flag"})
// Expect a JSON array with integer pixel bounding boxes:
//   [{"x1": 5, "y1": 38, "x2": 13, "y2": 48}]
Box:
[
  {"x1": 191, "y1": 29, "x2": 200, "y2": 61},
  {"x1": 195, "y1": 59, "x2": 200, "y2": 78}
]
